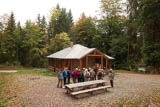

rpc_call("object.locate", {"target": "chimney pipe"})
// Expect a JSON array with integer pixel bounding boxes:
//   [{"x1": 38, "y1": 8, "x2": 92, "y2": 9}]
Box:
[{"x1": 70, "y1": 42, "x2": 74, "y2": 48}]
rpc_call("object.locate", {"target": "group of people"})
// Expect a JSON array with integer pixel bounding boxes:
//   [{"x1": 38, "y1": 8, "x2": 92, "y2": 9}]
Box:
[
  {"x1": 72, "y1": 67, "x2": 104, "y2": 83},
  {"x1": 57, "y1": 67, "x2": 114, "y2": 88},
  {"x1": 57, "y1": 67, "x2": 70, "y2": 88}
]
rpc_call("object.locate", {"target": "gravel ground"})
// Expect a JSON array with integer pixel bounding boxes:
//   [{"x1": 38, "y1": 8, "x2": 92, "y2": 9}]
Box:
[{"x1": 7, "y1": 73, "x2": 160, "y2": 107}]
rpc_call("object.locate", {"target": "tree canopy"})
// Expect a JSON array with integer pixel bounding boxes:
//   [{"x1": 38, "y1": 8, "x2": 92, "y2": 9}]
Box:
[{"x1": 0, "y1": 2, "x2": 159, "y2": 73}]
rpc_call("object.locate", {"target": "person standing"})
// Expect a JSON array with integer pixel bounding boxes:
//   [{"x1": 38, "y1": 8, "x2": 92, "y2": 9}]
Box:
[
  {"x1": 73, "y1": 68, "x2": 78, "y2": 83},
  {"x1": 93, "y1": 67, "x2": 98, "y2": 80},
  {"x1": 77, "y1": 69, "x2": 81, "y2": 82},
  {"x1": 63, "y1": 67, "x2": 68, "y2": 86},
  {"x1": 97, "y1": 69, "x2": 103, "y2": 80},
  {"x1": 81, "y1": 70, "x2": 85, "y2": 82},
  {"x1": 109, "y1": 69, "x2": 114, "y2": 88},
  {"x1": 85, "y1": 69, "x2": 90, "y2": 81},
  {"x1": 83, "y1": 68, "x2": 87, "y2": 81},
  {"x1": 90, "y1": 68, "x2": 95, "y2": 81},
  {"x1": 67, "y1": 68, "x2": 71, "y2": 84},
  {"x1": 57, "y1": 70, "x2": 63, "y2": 88}
]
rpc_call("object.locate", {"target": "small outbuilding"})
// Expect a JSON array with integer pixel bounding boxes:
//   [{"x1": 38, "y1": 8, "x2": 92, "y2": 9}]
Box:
[{"x1": 47, "y1": 42, "x2": 114, "y2": 72}]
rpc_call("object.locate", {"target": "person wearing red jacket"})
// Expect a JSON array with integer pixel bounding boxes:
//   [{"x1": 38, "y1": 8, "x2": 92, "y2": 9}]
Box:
[{"x1": 73, "y1": 68, "x2": 78, "y2": 83}]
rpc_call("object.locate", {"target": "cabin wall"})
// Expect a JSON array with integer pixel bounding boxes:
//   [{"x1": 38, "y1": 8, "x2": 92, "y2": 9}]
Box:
[
  {"x1": 48, "y1": 58, "x2": 55, "y2": 67},
  {"x1": 88, "y1": 56, "x2": 96, "y2": 68},
  {"x1": 82, "y1": 57, "x2": 86, "y2": 68},
  {"x1": 48, "y1": 57, "x2": 111, "y2": 72},
  {"x1": 72, "y1": 59, "x2": 80, "y2": 70}
]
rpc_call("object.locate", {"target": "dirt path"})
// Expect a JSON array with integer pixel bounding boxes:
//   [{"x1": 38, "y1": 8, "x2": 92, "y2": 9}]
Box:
[
  {"x1": 6, "y1": 73, "x2": 160, "y2": 107},
  {"x1": 0, "y1": 70, "x2": 18, "y2": 73}
]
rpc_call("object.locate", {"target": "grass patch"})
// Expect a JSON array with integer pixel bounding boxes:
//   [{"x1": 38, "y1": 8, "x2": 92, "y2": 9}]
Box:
[
  {"x1": 17, "y1": 69, "x2": 56, "y2": 77},
  {"x1": 113, "y1": 70, "x2": 125, "y2": 72}
]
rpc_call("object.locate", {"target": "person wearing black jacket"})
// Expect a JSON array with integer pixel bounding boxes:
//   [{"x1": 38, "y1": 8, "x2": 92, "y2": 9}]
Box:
[
  {"x1": 77, "y1": 69, "x2": 81, "y2": 82},
  {"x1": 81, "y1": 72, "x2": 85, "y2": 82},
  {"x1": 94, "y1": 67, "x2": 98, "y2": 80},
  {"x1": 67, "y1": 68, "x2": 71, "y2": 84}
]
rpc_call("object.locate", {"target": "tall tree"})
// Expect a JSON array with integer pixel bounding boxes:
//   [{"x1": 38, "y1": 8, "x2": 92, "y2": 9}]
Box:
[
  {"x1": 98, "y1": 0, "x2": 128, "y2": 69},
  {"x1": 48, "y1": 4, "x2": 73, "y2": 38},
  {"x1": 48, "y1": 32, "x2": 70, "y2": 54},
  {"x1": 14, "y1": 22, "x2": 25, "y2": 65},
  {"x1": 48, "y1": 5, "x2": 60, "y2": 38},
  {"x1": 21, "y1": 20, "x2": 47, "y2": 67},
  {"x1": 70, "y1": 13, "x2": 97, "y2": 48},
  {"x1": 41, "y1": 16, "x2": 47, "y2": 36},
  {"x1": 36, "y1": 14, "x2": 47, "y2": 36},
  {"x1": 127, "y1": 0, "x2": 141, "y2": 69},
  {"x1": 0, "y1": 14, "x2": 9, "y2": 64},
  {"x1": 127, "y1": 0, "x2": 160, "y2": 73},
  {"x1": 1, "y1": 12, "x2": 17, "y2": 64}
]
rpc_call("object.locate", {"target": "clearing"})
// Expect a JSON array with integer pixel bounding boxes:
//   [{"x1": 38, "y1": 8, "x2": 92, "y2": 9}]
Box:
[{"x1": 0, "y1": 70, "x2": 160, "y2": 107}]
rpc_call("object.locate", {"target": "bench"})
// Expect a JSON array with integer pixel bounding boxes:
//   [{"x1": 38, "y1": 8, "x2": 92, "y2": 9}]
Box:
[
  {"x1": 71, "y1": 85, "x2": 111, "y2": 96},
  {"x1": 65, "y1": 80, "x2": 111, "y2": 98}
]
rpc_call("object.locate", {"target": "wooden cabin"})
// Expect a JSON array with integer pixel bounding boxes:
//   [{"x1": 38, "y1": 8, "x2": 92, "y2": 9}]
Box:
[{"x1": 47, "y1": 43, "x2": 114, "y2": 72}]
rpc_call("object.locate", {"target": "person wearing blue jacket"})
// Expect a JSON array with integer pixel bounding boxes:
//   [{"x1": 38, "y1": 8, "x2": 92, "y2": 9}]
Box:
[
  {"x1": 63, "y1": 67, "x2": 68, "y2": 86},
  {"x1": 57, "y1": 70, "x2": 63, "y2": 88}
]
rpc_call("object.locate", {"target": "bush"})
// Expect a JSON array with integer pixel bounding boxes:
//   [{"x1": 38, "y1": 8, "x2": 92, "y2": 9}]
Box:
[{"x1": 13, "y1": 61, "x2": 21, "y2": 66}]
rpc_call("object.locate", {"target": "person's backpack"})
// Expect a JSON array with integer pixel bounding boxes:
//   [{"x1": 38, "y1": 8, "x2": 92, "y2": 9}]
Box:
[
  {"x1": 67, "y1": 70, "x2": 70, "y2": 77},
  {"x1": 98, "y1": 71, "x2": 102, "y2": 77},
  {"x1": 90, "y1": 72, "x2": 94, "y2": 78},
  {"x1": 85, "y1": 72, "x2": 90, "y2": 78},
  {"x1": 74, "y1": 70, "x2": 77, "y2": 75},
  {"x1": 72, "y1": 72, "x2": 74, "y2": 77}
]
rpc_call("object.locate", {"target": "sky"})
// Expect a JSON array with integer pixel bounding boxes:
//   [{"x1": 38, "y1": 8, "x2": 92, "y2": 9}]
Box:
[{"x1": 0, "y1": 0, "x2": 101, "y2": 25}]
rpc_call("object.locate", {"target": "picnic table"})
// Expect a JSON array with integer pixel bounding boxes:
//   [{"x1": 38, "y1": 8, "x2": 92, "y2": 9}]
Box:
[{"x1": 65, "y1": 80, "x2": 111, "y2": 98}]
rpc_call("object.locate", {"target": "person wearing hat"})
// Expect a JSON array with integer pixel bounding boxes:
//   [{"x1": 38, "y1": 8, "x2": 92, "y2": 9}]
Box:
[{"x1": 109, "y1": 69, "x2": 114, "y2": 88}]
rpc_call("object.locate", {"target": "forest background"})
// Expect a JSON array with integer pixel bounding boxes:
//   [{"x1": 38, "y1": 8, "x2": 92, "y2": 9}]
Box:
[{"x1": 0, "y1": 0, "x2": 160, "y2": 73}]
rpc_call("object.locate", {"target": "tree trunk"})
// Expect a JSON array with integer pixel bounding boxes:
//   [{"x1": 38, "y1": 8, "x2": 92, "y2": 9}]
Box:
[{"x1": 153, "y1": 21, "x2": 159, "y2": 73}]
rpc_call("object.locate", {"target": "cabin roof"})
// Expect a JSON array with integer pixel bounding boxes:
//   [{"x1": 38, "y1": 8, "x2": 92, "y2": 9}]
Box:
[{"x1": 47, "y1": 44, "x2": 114, "y2": 60}]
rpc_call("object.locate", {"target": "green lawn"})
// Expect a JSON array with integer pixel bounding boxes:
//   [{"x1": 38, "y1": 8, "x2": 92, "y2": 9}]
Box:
[
  {"x1": 17, "y1": 69, "x2": 56, "y2": 77},
  {"x1": 113, "y1": 70, "x2": 125, "y2": 73}
]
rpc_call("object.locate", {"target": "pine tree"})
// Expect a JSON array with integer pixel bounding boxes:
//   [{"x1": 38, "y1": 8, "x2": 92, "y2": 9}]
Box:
[
  {"x1": 15, "y1": 22, "x2": 24, "y2": 64},
  {"x1": 127, "y1": 0, "x2": 160, "y2": 73},
  {"x1": 48, "y1": 4, "x2": 73, "y2": 38},
  {"x1": 2, "y1": 12, "x2": 17, "y2": 64},
  {"x1": 41, "y1": 16, "x2": 47, "y2": 36}
]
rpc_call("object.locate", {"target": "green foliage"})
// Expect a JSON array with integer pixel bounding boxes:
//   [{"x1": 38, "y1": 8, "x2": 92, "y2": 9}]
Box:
[
  {"x1": 36, "y1": 14, "x2": 47, "y2": 36},
  {"x1": 0, "y1": 3, "x2": 159, "y2": 73},
  {"x1": 48, "y1": 32, "x2": 70, "y2": 54},
  {"x1": 127, "y1": 0, "x2": 160, "y2": 73},
  {"x1": 48, "y1": 4, "x2": 73, "y2": 38},
  {"x1": 70, "y1": 13, "x2": 97, "y2": 48},
  {"x1": 113, "y1": 70, "x2": 124, "y2": 73},
  {"x1": 21, "y1": 21, "x2": 47, "y2": 67},
  {"x1": 98, "y1": 0, "x2": 128, "y2": 69},
  {"x1": 0, "y1": 12, "x2": 17, "y2": 64}
]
